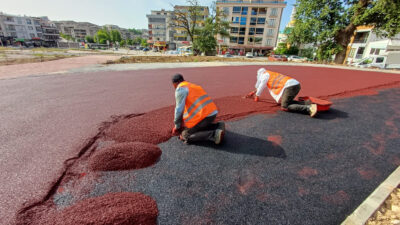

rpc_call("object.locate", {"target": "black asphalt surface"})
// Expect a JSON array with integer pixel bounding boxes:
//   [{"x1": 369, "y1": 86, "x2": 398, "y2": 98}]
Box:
[{"x1": 54, "y1": 88, "x2": 400, "y2": 225}]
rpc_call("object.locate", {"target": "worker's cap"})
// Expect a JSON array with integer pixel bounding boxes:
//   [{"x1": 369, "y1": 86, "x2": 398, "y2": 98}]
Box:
[
  {"x1": 257, "y1": 68, "x2": 266, "y2": 75},
  {"x1": 172, "y1": 74, "x2": 185, "y2": 83}
]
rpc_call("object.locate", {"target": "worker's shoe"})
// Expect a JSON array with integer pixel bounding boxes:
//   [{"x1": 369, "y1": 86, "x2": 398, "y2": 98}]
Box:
[
  {"x1": 214, "y1": 129, "x2": 225, "y2": 145},
  {"x1": 217, "y1": 121, "x2": 225, "y2": 132},
  {"x1": 309, "y1": 104, "x2": 318, "y2": 118}
]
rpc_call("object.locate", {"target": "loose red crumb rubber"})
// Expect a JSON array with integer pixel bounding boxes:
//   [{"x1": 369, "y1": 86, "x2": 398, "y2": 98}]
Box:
[
  {"x1": 43, "y1": 192, "x2": 158, "y2": 225},
  {"x1": 89, "y1": 142, "x2": 162, "y2": 171}
]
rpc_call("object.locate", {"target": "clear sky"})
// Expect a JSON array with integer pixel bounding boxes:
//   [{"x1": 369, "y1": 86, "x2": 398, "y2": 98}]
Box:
[{"x1": 1, "y1": 0, "x2": 296, "y2": 31}]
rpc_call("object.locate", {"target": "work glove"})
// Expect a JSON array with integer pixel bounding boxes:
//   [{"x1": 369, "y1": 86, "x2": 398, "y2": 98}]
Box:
[
  {"x1": 245, "y1": 91, "x2": 256, "y2": 99},
  {"x1": 172, "y1": 127, "x2": 181, "y2": 136},
  {"x1": 254, "y1": 96, "x2": 260, "y2": 102}
]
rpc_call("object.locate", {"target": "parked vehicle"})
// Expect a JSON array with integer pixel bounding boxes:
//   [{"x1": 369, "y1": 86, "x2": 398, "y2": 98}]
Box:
[
  {"x1": 351, "y1": 53, "x2": 400, "y2": 69},
  {"x1": 268, "y1": 54, "x2": 288, "y2": 61},
  {"x1": 224, "y1": 52, "x2": 233, "y2": 58},
  {"x1": 288, "y1": 55, "x2": 307, "y2": 62},
  {"x1": 246, "y1": 52, "x2": 254, "y2": 58},
  {"x1": 142, "y1": 48, "x2": 149, "y2": 52}
]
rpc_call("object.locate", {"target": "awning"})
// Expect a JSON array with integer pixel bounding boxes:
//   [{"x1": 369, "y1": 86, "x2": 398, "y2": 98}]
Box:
[
  {"x1": 154, "y1": 41, "x2": 166, "y2": 47},
  {"x1": 15, "y1": 38, "x2": 25, "y2": 42}
]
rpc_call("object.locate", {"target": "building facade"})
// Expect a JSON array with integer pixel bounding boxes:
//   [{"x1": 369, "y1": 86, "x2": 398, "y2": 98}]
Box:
[
  {"x1": 216, "y1": 0, "x2": 286, "y2": 55},
  {"x1": 146, "y1": 9, "x2": 174, "y2": 49},
  {"x1": 345, "y1": 26, "x2": 400, "y2": 64},
  {"x1": 55, "y1": 21, "x2": 100, "y2": 41}
]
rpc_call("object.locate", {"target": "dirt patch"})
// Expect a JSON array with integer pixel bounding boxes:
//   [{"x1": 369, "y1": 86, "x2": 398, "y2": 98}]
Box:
[
  {"x1": 40, "y1": 192, "x2": 158, "y2": 225},
  {"x1": 0, "y1": 55, "x2": 76, "y2": 66},
  {"x1": 367, "y1": 187, "x2": 400, "y2": 225},
  {"x1": 89, "y1": 142, "x2": 162, "y2": 171},
  {"x1": 107, "y1": 56, "x2": 266, "y2": 64}
]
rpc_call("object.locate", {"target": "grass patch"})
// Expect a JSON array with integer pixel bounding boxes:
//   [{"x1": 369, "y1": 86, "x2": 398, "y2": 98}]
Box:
[{"x1": 0, "y1": 54, "x2": 76, "y2": 66}]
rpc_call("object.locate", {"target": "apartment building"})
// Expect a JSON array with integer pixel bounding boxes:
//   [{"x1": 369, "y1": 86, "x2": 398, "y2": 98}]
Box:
[
  {"x1": 55, "y1": 21, "x2": 100, "y2": 41},
  {"x1": 216, "y1": 0, "x2": 286, "y2": 55},
  {"x1": 146, "y1": 9, "x2": 174, "y2": 49},
  {"x1": 345, "y1": 26, "x2": 400, "y2": 64}
]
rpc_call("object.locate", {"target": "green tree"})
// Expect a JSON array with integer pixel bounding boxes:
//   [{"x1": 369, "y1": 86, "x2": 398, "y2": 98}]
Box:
[
  {"x1": 288, "y1": 0, "x2": 400, "y2": 63},
  {"x1": 110, "y1": 30, "x2": 122, "y2": 43},
  {"x1": 120, "y1": 40, "x2": 126, "y2": 47},
  {"x1": 274, "y1": 43, "x2": 299, "y2": 55},
  {"x1": 141, "y1": 39, "x2": 148, "y2": 47},
  {"x1": 128, "y1": 28, "x2": 143, "y2": 35},
  {"x1": 60, "y1": 33, "x2": 74, "y2": 42},
  {"x1": 95, "y1": 28, "x2": 122, "y2": 44},
  {"x1": 85, "y1": 36, "x2": 95, "y2": 43},
  {"x1": 171, "y1": 0, "x2": 205, "y2": 43}
]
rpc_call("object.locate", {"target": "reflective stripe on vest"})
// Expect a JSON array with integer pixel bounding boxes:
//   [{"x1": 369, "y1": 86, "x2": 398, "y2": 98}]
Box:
[
  {"x1": 266, "y1": 70, "x2": 292, "y2": 95},
  {"x1": 178, "y1": 81, "x2": 218, "y2": 128}
]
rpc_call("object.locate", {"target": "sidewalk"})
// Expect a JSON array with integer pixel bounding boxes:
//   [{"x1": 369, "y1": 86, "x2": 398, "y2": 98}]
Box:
[{"x1": 0, "y1": 55, "x2": 119, "y2": 79}]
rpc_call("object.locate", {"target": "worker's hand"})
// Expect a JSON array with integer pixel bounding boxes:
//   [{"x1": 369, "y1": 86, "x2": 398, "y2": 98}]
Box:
[
  {"x1": 245, "y1": 91, "x2": 256, "y2": 99},
  {"x1": 254, "y1": 96, "x2": 260, "y2": 102},
  {"x1": 172, "y1": 127, "x2": 181, "y2": 136}
]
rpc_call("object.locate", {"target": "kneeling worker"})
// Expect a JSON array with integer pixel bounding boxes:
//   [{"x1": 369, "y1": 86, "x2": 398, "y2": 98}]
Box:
[
  {"x1": 246, "y1": 68, "x2": 318, "y2": 117},
  {"x1": 171, "y1": 74, "x2": 225, "y2": 144}
]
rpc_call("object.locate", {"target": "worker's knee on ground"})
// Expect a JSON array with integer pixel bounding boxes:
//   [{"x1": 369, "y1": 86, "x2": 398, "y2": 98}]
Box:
[{"x1": 181, "y1": 129, "x2": 190, "y2": 140}]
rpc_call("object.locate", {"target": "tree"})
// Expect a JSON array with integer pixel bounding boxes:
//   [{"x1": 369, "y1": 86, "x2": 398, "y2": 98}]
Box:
[
  {"x1": 128, "y1": 28, "x2": 143, "y2": 35},
  {"x1": 288, "y1": 0, "x2": 400, "y2": 64},
  {"x1": 193, "y1": 3, "x2": 230, "y2": 55},
  {"x1": 274, "y1": 43, "x2": 299, "y2": 55},
  {"x1": 141, "y1": 39, "x2": 149, "y2": 47},
  {"x1": 95, "y1": 28, "x2": 122, "y2": 44},
  {"x1": 85, "y1": 36, "x2": 95, "y2": 43},
  {"x1": 170, "y1": 0, "x2": 205, "y2": 43},
  {"x1": 60, "y1": 33, "x2": 75, "y2": 42},
  {"x1": 120, "y1": 40, "x2": 126, "y2": 47}
]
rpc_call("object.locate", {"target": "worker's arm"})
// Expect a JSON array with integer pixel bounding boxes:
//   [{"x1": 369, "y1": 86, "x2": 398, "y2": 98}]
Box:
[
  {"x1": 174, "y1": 86, "x2": 188, "y2": 129},
  {"x1": 255, "y1": 76, "x2": 268, "y2": 97}
]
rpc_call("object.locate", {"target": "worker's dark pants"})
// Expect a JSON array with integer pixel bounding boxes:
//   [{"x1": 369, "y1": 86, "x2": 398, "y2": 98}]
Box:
[
  {"x1": 281, "y1": 84, "x2": 310, "y2": 114},
  {"x1": 182, "y1": 115, "x2": 219, "y2": 143}
]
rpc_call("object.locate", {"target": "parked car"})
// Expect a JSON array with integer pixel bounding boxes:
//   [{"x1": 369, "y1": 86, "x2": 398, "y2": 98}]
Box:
[
  {"x1": 142, "y1": 48, "x2": 149, "y2": 52},
  {"x1": 268, "y1": 54, "x2": 288, "y2": 61},
  {"x1": 224, "y1": 52, "x2": 233, "y2": 58},
  {"x1": 246, "y1": 52, "x2": 254, "y2": 58},
  {"x1": 351, "y1": 53, "x2": 400, "y2": 69},
  {"x1": 288, "y1": 55, "x2": 307, "y2": 62}
]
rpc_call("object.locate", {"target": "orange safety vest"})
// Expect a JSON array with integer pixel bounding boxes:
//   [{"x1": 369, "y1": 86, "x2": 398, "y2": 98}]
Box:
[
  {"x1": 265, "y1": 70, "x2": 292, "y2": 95},
  {"x1": 178, "y1": 81, "x2": 218, "y2": 128}
]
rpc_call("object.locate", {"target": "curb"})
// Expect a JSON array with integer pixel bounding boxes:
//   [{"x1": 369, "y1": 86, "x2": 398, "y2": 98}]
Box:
[{"x1": 342, "y1": 166, "x2": 400, "y2": 225}]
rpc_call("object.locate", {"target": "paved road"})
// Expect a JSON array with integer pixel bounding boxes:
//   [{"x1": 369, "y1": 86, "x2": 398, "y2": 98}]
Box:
[{"x1": 1, "y1": 65, "x2": 400, "y2": 224}]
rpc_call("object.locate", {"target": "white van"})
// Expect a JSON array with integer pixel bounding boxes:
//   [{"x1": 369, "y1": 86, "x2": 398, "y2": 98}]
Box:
[{"x1": 351, "y1": 52, "x2": 400, "y2": 69}]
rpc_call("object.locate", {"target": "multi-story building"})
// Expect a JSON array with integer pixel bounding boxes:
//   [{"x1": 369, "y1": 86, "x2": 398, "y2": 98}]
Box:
[
  {"x1": 172, "y1": 5, "x2": 209, "y2": 49},
  {"x1": 37, "y1": 17, "x2": 60, "y2": 47},
  {"x1": 345, "y1": 26, "x2": 400, "y2": 64},
  {"x1": 216, "y1": 0, "x2": 287, "y2": 55},
  {"x1": 146, "y1": 9, "x2": 174, "y2": 49},
  {"x1": 55, "y1": 21, "x2": 100, "y2": 41}
]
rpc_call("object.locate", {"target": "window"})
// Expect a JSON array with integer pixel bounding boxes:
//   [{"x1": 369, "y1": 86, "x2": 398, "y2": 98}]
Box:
[
  {"x1": 250, "y1": 18, "x2": 257, "y2": 25},
  {"x1": 248, "y1": 28, "x2": 255, "y2": 35},
  {"x1": 256, "y1": 28, "x2": 264, "y2": 35},
  {"x1": 26, "y1": 19, "x2": 32, "y2": 24},
  {"x1": 259, "y1": 8, "x2": 267, "y2": 15},
  {"x1": 233, "y1": 7, "x2": 241, "y2": 14},
  {"x1": 28, "y1": 26, "x2": 33, "y2": 30},
  {"x1": 248, "y1": 37, "x2": 254, "y2": 43},
  {"x1": 30, "y1": 33, "x2": 35, "y2": 38},
  {"x1": 266, "y1": 39, "x2": 272, "y2": 46},
  {"x1": 257, "y1": 18, "x2": 266, "y2": 25},
  {"x1": 269, "y1": 19, "x2": 276, "y2": 27},
  {"x1": 240, "y1": 17, "x2": 247, "y2": 25},
  {"x1": 232, "y1": 17, "x2": 240, "y2": 24},
  {"x1": 230, "y1": 36, "x2": 238, "y2": 43},
  {"x1": 255, "y1": 37, "x2": 263, "y2": 44},
  {"x1": 241, "y1": 7, "x2": 248, "y2": 15},
  {"x1": 238, "y1": 37, "x2": 244, "y2": 44},
  {"x1": 251, "y1": 8, "x2": 258, "y2": 15},
  {"x1": 267, "y1": 29, "x2": 274, "y2": 36},
  {"x1": 231, "y1": 27, "x2": 238, "y2": 33},
  {"x1": 271, "y1": 8, "x2": 278, "y2": 16},
  {"x1": 376, "y1": 57, "x2": 384, "y2": 63},
  {"x1": 239, "y1": 27, "x2": 246, "y2": 35},
  {"x1": 370, "y1": 48, "x2": 382, "y2": 55}
]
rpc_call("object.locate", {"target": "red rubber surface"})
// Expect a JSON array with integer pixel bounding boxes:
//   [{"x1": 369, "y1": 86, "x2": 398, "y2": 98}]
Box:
[{"x1": 2, "y1": 65, "x2": 400, "y2": 224}]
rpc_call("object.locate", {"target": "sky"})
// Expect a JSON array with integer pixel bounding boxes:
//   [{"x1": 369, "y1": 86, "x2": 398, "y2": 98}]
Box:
[{"x1": 1, "y1": 0, "x2": 296, "y2": 31}]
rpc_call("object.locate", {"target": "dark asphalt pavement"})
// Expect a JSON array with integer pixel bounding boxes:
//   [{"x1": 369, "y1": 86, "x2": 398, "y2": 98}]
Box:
[
  {"x1": 54, "y1": 88, "x2": 400, "y2": 225},
  {"x1": 1, "y1": 66, "x2": 400, "y2": 224}
]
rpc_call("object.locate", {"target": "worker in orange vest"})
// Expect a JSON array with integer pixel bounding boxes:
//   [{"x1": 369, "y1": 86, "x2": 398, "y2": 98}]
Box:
[
  {"x1": 171, "y1": 74, "x2": 225, "y2": 144},
  {"x1": 246, "y1": 68, "x2": 318, "y2": 117}
]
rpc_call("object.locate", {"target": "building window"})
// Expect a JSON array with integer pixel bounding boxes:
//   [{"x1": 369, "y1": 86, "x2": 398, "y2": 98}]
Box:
[
  {"x1": 259, "y1": 8, "x2": 267, "y2": 15},
  {"x1": 248, "y1": 37, "x2": 254, "y2": 43},
  {"x1": 233, "y1": 7, "x2": 241, "y2": 14},
  {"x1": 268, "y1": 19, "x2": 276, "y2": 27},
  {"x1": 251, "y1": 8, "x2": 258, "y2": 15},
  {"x1": 238, "y1": 37, "x2": 244, "y2": 44},
  {"x1": 266, "y1": 39, "x2": 272, "y2": 46},
  {"x1": 255, "y1": 37, "x2": 263, "y2": 44},
  {"x1": 30, "y1": 33, "x2": 35, "y2": 38},
  {"x1": 231, "y1": 27, "x2": 238, "y2": 33},
  {"x1": 271, "y1": 8, "x2": 278, "y2": 16},
  {"x1": 240, "y1": 17, "x2": 247, "y2": 25},
  {"x1": 267, "y1": 29, "x2": 274, "y2": 36},
  {"x1": 26, "y1": 19, "x2": 32, "y2": 24},
  {"x1": 376, "y1": 57, "x2": 385, "y2": 63},
  {"x1": 257, "y1": 18, "x2": 266, "y2": 25},
  {"x1": 232, "y1": 17, "x2": 240, "y2": 24},
  {"x1": 230, "y1": 36, "x2": 238, "y2": 43},
  {"x1": 250, "y1": 18, "x2": 257, "y2": 25},
  {"x1": 28, "y1": 26, "x2": 33, "y2": 30},
  {"x1": 256, "y1": 28, "x2": 264, "y2": 35},
  {"x1": 239, "y1": 27, "x2": 246, "y2": 35},
  {"x1": 248, "y1": 28, "x2": 255, "y2": 35},
  {"x1": 241, "y1": 7, "x2": 248, "y2": 15}
]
